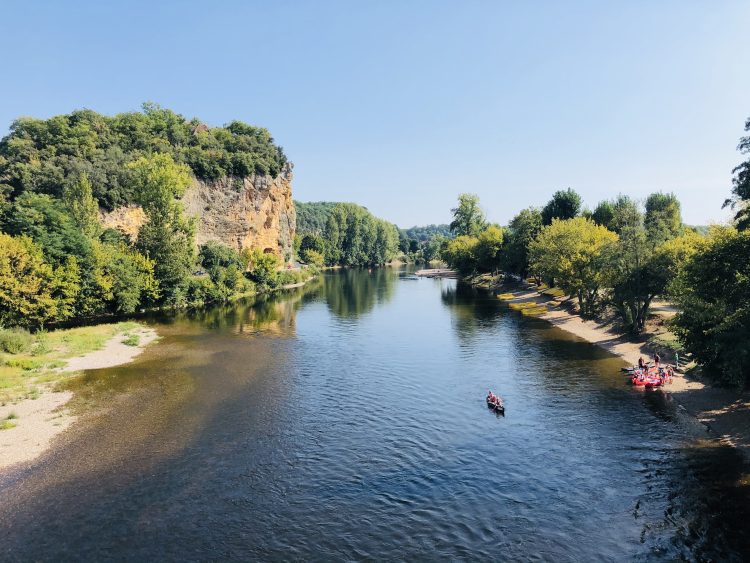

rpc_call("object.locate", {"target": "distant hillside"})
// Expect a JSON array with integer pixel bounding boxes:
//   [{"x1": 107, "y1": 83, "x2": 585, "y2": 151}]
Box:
[
  {"x1": 402, "y1": 224, "x2": 453, "y2": 241},
  {"x1": 294, "y1": 201, "x2": 339, "y2": 235}
]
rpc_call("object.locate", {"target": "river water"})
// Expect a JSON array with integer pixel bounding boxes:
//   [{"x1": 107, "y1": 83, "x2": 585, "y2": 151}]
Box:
[{"x1": 1, "y1": 268, "x2": 749, "y2": 561}]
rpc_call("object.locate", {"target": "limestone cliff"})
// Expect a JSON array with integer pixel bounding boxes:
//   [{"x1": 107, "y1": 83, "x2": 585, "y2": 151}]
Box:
[{"x1": 101, "y1": 163, "x2": 296, "y2": 260}]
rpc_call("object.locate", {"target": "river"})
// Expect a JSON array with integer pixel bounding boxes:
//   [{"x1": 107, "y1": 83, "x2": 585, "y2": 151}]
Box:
[{"x1": 1, "y1": 268, "x2": 749, "y2": 561}]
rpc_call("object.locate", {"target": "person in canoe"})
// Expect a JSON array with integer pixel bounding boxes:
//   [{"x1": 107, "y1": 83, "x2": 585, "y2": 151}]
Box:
[{"x1": 638, "y1": 357, "x2": 646, "y2": 370}]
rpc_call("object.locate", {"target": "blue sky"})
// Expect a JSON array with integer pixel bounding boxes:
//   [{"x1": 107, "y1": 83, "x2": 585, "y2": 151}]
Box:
[{"x1": 1, "y1": 1, "x2": 748, "y2": 227}]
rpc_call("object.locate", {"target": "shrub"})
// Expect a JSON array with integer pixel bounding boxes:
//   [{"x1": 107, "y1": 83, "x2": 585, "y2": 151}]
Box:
[
  {"x1": 122, "y1": 334, "x2": 140, "y2": 347},
  {"x1": 0, "y1": 328, "x2": 34, "y2": 354}
]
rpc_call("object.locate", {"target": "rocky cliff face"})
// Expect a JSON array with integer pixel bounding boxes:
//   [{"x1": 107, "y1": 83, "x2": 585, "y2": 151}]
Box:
[{"x1": 101, "y1": 163, "x2": 296, "y2": 260}]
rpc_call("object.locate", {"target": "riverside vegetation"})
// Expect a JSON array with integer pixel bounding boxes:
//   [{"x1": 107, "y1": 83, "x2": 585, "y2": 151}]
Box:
[
  {"x1": 0, "y1": 104, "x2": 307, "y2": 332},
  {"x1": 0, "y1": 105, "x2": 406, "y2": 408},
  {"x1": 440, "y1": 116, "x2": 750, "y2": 388}
]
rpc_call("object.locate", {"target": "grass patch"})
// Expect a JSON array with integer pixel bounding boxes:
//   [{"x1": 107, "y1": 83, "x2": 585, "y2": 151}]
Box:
[
  {"x1": 540, "y1": 287, "x2": 566, "y2": 298},
  {"x1": 509, "y1": 301, "x2": 539, "y2": 310},
  {"x1": 4, "y1": 357, "x2": 45, "y2": 371},
  {"x1": 5, "y1": 412, "x2": 17, "y2": 420},
  {"x1": 521, "y1": 305, "x2": 548, "y2": 316},
  {"x1": 122, "y1": 333, "x2": 140, "y2": 347},
  {"x1": 648, "y1": 331, "x2": 686, "y2": 355},
  {"x1": 0, "y1": 321, "x2": 150, "y2": 404},
  {"x1": 0, "y1": 419, "x2": 17, "y2": 430}
]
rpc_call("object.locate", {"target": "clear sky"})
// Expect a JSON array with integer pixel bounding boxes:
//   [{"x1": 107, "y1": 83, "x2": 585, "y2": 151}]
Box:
[{"x1": 1, "y1": 1, "x2": 748, "y2": 227}]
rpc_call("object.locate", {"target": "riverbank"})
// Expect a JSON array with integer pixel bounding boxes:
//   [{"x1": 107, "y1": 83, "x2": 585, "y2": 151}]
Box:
[
  {"x1": 496, "y1": 281, "x2": 750, "y2": 459},
  {"x1": 0, "y1": 323, "x2": 157, "y2": 471}
]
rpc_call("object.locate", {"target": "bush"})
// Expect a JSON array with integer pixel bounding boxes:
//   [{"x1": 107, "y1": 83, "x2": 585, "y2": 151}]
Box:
[
  {"x1": 246, "y1": 250, "x2": 280, "y2": 290},
  {"x1": 300, "y1": 248, "x2": 325, "y2": 267},
  {"x1": 0, "y1": 328, "x2": 34, "y2": 354},
  {"x1": 122, "y1": 334, "x2": 140, "y2": 347}
]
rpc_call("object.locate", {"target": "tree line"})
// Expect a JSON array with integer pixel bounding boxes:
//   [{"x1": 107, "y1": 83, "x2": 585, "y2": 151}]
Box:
[
  {"x1": 441, "y1": 116, "x2": 750, "y2": 387},
  {"x1": 0, "y1": 107, "x2": 304, "y2": 330},
  {"x1": 295, "y1": 203, "x2": 400, "y2": 268}
]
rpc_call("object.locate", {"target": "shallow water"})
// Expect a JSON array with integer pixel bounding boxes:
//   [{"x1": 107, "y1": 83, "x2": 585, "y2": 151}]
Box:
[{"x1": 1, "y1": 268, "x2": 749, "y2": 561}]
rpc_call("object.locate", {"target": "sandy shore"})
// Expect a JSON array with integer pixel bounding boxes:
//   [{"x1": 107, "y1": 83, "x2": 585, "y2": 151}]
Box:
[
  {"x1": 498, "y1": 284, "x2": 750, "y2": 459},
  {"x1": 0, "y1": 326, "x2": 158, "y2": 472},
  {"x1": 61, "y1": 327, "x2": 158, "y2": 373}
]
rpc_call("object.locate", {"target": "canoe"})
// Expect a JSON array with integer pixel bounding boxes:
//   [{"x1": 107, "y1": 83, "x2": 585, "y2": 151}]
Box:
[{"x1": 486, "y1": 397, "x2": 505, "y2": 412}]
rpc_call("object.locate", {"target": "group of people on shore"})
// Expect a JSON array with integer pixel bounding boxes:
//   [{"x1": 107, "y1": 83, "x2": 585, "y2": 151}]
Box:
[{"x1": 633, "y1": 353, "x2": 674, "y2": 385}]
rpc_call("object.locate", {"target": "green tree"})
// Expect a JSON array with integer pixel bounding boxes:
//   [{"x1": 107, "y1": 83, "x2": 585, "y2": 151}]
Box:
[
  {"x1": 299, "y1": 234, "x2": 326, "y2": 264},
  {"x1": 0, "y1": 234, "x2": 80, "y2": 328},
  {"x1": 541, "y1": 188, "x2": 582, "y2": 225},
  {"x1": 324, "y1": 203, "x2": 398, "y2": 266},
  {"x1": 591, "y1": 200, "x2": 615, "y2": 230},
  {"x1": 449, "y1": 193, "x2": 487, "y2": 237},
  {"x1": 673, "y1": 227, "x2": 750, "y2": 387},
  {"x1": 294, "y1": 201, "x2": 339, "y2": 235},
  {"x1": 247, "y1": 249, "x2": 280, "y2": 291},
  {"x1": 645, "y1": 192, "x2": 682, "y2": 244},
  {"x1": 62, "y1": 172, "x2": 100, "y2": 237},
  {"x1": 607, "y1": 224, "x2": 661, "y2": 334},
  {"x1": 529, "y1": 217, "x2": 618, "y2": 317},
  {"x1": 726, "y1": 116, "x2": 750, "y2": 231},
  {"x1": 475, "y1": 225, "x2": 504, "y2": 273},
  {"x1": 501, "y1": 207, "x2": 543, "y2": 278},
  {"x1": 442, "y1": 235, "x2": 480, "y2": 275},
  {"x1": 129, "y1": 153, "x2": 195, "y2": 306},
  {"x1": 105, "y1": 243, "x2": 160, "y2": 313}
]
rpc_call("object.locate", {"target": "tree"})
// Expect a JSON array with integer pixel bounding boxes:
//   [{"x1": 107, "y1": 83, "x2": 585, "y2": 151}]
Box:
[
  {"x1": 529, "y1": 217, "x2": 618, "y2": 317},
  {"x1": 591, "y1": 200, "x2": 615, "y2": 230},
  {"x1": 423, "y1": 235, "x2": 447, "y2": 262},
  {"x1": 501, "y1": 207, "x2": 543, "y2": 278},
  {"x1": 441, "y1": 235, "x2": 480, "y2": 275},
  {"x1": 607, "y1": 224, "x2": 662, "y2": 334},
  {"x1": 475, "y1": 225, "x2": 504, "y2": 273},
  {"x1": 541, "y1": 188, "x2": 582, "y2": 225},
  {"x1": 0, "y1": 234, "x2": 79, "y2": 328},
  {"x1": 298, "y1": 234, "x2": 327, "y2": 264},
  {"x1": 247, "y1": 249, "x2": 280, "y2": 291},
  {"x1": 105, "y1": 243, "x2": 160, "y2": 313},
  {"x1": 129, "y1": 154, "x2": 195, "y2": 306},
  {"x1": 294, "y1": 201, "x2": 339, "y2": 236},
  {"x1": 672, "y1": 227, "x2": 750, "y2": 387},
  {"x1": 726, "y1": 116, "x2": 750, "y2": 231},
  {"x1": 591, "y1": 195, "x2": 641, "y2": 234},
  {"x1": 323, "y1": 203, "x2": 398, "y2": 266},
  {"x1": 449, "y1": 193, "x2": 487, "y2": 237},
  {"x1": 63, "y1": 172, "x2": 100, "y2": 237},
  {"x1": 645, "y1": 192, "x2": 682, "y2": 244}
]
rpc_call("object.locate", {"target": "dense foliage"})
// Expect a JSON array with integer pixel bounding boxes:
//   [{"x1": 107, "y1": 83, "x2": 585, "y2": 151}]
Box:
[
  {"x1": 0, "y1": 103, "x2": 288, "y2": 210},
  {"x1": 500, "y1": 208, "x2": 542, "y2": 278},
  {"x1": 323, "y1": 203, "x2": 399, "y2": 266},
  {"x1": 529, "y1": 218, "x2": 617, "y2": 317},
  {"x1": 673, "y1": 228, "x2": 750, "y2": 386},
  {"x1": 726, "y1": 116, "x2": 750, "y2": 230},
  {"x1": 449, "y1": 193, "x2": 487, "y2": 237},
  {"x1": 0, "y1": 106, "x2": 303, "y2": 328},
  {"x1": 294, "y1": 201, "x2": 339, "y2": 236},
  {"x1": 403, "y1": 224, "x2": 452, "y2": 241},
  {"x1": 541, "y1": 188, "x2": 582, "y2": 225}
]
